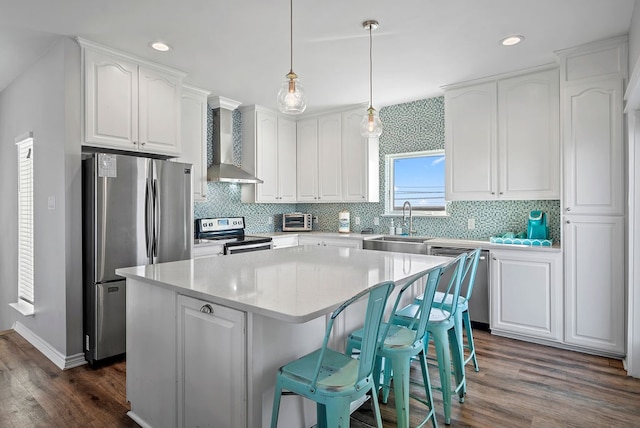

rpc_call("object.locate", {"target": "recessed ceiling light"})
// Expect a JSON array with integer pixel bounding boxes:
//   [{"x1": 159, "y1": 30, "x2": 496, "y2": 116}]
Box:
[
  {"x1": 149, "y1": 41, "x2": 171, "y2": 52},
  {"x1": 500, "y1": 35, "x2": 524, "y2": 46}
]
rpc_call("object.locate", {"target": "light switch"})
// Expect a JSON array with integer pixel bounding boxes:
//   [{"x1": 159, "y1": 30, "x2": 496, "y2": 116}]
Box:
[
  {"x1": 468, "y1": 218, "x2": 475, "y2": 230},
  {"x1": 47, "y1": 196, "x2": 56, "y2": 210},
  {"x1": 355, "y1": 216, "x2": 361, "y2": 225},
  {"x1": 374, "y1": 217, "x2": 380, "y2": 226}
]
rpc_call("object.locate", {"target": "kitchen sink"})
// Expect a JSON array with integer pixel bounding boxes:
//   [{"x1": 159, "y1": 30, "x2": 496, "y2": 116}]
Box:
[{"x1": 363, "y1": 235, "x2": 432, "y2": 254}]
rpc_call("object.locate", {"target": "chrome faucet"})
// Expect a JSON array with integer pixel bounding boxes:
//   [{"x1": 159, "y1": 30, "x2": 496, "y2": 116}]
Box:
[{"x1": 402, "y1": 201, "x2": 416, "y2": 235}]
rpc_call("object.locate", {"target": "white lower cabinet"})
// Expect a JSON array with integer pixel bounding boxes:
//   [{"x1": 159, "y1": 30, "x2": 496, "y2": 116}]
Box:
[
  {"x1": 490, "y1": 249, "x2": 563, "y2": 342},
  {"x1": 563, "y1": 215, "x2": 625, "y2": 355},
  {"x1": 177, "y1": 294, "x2": 246, "y2": 428},
  {"x1": 271, "y1": 234, "x2": 299, "y2": 249},
  {"x1": 298, "y1": 235, "x2": 362, "y2": 249}
]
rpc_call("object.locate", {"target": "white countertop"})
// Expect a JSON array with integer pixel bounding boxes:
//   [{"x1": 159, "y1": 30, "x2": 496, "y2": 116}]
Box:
[
  {"x1": 251, "y1": 231, "x2": 561, "y2": 252},
  {"x1": 116, "y1": 246, "x2": 451, "y2": 323}
]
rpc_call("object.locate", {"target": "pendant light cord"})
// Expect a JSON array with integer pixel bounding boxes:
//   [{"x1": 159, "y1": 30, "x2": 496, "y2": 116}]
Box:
[
  {"x1": 289, "y1": 0, "x2": 293, "y2": 73},
  {"x1": 368, "y1": 24, "x2": 373, "y2": 108}
]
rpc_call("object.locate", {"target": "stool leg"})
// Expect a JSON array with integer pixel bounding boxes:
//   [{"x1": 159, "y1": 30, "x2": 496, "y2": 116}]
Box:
[
  {"x1": 418, "y1": 349, "x2": 438, "y2": 428},
  {"x1": 390, "y1": 355, "x2": 411, "y2": 428},
  {"x1": 317, "y1": 403, "x2": 327, "y2": 428},
  {"x1": 270, "y1": 379, "x2": 283, "y2": 428},
  {"x1": 463, "y1": 309, "x2": 479, "y2": 372},
  {"x1": 324, "y1": 401, "x2": 350, "y2": 428},
  {"x1": 448, "y1": 326, "x2": 465, "y2": 403},
  {"x1": 430, "y1": 328, "x2": 452, "y2": 425}
]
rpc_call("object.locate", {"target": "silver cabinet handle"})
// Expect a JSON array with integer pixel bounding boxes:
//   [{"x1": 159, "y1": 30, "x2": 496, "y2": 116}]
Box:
[
  {"x1": 566, "y1": 207, "x2": 571, "y2": 211},
  {"x1": 200, "y1": 304, "x2": 213, "y2": 314},
  {"x1": 566, "y1": 220, "x2": 571, "y2": 224}
]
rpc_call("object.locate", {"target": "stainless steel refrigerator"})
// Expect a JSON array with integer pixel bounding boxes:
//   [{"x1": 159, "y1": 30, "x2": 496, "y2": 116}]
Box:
[{"x1": 82, "y1": 153, "x2": 193, "y2": 365}]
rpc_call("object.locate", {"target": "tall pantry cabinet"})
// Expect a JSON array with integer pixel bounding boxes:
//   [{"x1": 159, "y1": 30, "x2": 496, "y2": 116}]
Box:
[{"x1": 557, "y1": 37, "x2": 627, "y2": 356}]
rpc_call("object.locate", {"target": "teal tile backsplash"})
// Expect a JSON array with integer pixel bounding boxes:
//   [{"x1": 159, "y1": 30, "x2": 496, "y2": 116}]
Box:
[{"x1": 195, "y1": 97, "x2": 560, "y2": 242}]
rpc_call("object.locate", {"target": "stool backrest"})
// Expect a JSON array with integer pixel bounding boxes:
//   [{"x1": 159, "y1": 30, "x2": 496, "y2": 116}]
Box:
[
  {"x1": 461, "y1": 248, "x2": 482, "y2": 301},
  {"x1": 309, "y1": 280, "x2": 394, "y2": 392},
  {"x1": 386, "y1": 264, "x2": 443, "y2": 343},
  {"x1": 433, "y1": 253, "x2": 467, "y2": 321}
]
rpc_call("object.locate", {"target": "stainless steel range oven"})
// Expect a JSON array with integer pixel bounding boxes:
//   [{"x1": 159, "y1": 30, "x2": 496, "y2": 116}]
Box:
[{"x1": 194, "y1": 217, "x2": 273, "y2": 255}]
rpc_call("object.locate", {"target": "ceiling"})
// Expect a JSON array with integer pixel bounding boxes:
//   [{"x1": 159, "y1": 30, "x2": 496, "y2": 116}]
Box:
[{"x1": 0, "y1": 0, "x2": 636, "y2": 114}]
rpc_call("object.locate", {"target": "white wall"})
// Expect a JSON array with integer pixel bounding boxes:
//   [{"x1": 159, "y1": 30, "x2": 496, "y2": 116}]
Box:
[
  {"x1": 626, "y1": 0, "x2": 640, "y2": 378},
  {"x1": 0, "y1": 37, "x2": 83, "y2": 362}
]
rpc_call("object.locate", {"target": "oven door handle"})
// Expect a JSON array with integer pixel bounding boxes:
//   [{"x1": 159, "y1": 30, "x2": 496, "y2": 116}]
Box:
[{"x1": 226, "y1": 242, "x2": 273, "y2": 254}]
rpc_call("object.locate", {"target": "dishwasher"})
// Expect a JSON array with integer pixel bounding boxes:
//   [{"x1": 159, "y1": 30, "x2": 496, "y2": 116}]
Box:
[{"x1": 429, "y1": 246, "x2": 490, "y2": 330}]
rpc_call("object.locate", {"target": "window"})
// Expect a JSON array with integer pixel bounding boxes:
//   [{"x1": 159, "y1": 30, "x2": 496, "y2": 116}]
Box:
[
  {"x1": 386, "y1": 150, "x2": 447, "y2": 216},
  {"x1": 11, "y1": 134, "x2": 35, "y2": 316}
]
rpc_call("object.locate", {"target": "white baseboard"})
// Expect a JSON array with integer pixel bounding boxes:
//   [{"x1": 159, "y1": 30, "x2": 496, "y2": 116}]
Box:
[
  {"x1": 12, "y1": 321, "x2": 87, "y2": 370},
  {"x1": 127, "y1": 411, "x2": 153, "y2": 428}
]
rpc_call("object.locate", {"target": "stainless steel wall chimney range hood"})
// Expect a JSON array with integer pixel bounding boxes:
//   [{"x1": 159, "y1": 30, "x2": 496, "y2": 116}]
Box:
[{"x1": 207, "y1": 96, "x2": 263, "y2": 183}]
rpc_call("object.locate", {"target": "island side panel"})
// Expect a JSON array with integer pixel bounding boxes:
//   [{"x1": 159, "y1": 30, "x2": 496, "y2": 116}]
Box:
[
  {"x1": 126, "y1": 278, "x2": 177, "y2": 428},
  {"x1": 248, "y1": 312, "x2": 327, "y2": 428}
]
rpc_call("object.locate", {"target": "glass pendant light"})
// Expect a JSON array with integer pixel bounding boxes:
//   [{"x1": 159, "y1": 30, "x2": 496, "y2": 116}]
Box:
[
  {"x1": 360, "y1": 20, "x2": 382, "y2": 138},
  {"x1": 277, "y1": 0, "x2": 307, "y2": 114}
]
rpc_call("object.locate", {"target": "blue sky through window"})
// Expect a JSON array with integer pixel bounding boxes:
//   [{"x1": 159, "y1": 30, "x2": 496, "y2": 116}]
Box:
[{"x1": 393, "y1": 153, "x2": 446, "y2": 210}]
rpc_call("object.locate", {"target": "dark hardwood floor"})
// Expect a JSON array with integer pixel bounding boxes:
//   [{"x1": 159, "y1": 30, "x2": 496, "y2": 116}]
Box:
[{"x1": 2, "y1": 328, "x2": 640, "y2": 427}]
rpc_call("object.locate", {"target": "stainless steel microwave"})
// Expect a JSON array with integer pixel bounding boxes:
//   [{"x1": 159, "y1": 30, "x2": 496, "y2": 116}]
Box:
[{"x1": 282, "y1": 213, "x2": 313, "y2": 231}]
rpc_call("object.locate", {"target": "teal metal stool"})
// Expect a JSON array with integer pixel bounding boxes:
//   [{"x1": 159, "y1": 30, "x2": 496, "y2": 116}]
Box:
[
  {"x1": 270, "y1": 281, "x2": 394, "y2": 428},
  {"x1": 416, "y1": 248, "x2": 482, "y2": 374},
  {"x1": 395, "y1": 253, "x2": 468, "y2": 425},
  {"x1": 432, "y1": 248, "x2": 481, "y2": 375},
  {"x1": 345, "y1": 265, "x2": 445, "y2": 428}
]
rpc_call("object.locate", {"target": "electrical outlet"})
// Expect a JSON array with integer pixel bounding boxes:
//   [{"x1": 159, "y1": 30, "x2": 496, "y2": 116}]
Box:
[
  {"x1": 374, "y1": 217, "x2": 379, "y2": 226},
  {"x1": 313, "y1": 216, "x2": 318, "y2": 224},
  {"x1": 355, "y1": 216, "x2": 361, "y2": 225},
  {"x1": 267, "y1": 216, "x2": 273, "y2": 224},
  {"x1": 468, "y1": 218, "x2": 475, "y2": 230}
]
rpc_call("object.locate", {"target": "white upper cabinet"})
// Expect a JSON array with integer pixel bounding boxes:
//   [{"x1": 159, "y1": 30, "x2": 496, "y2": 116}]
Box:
[
  {"x1": 562, "y1": 78, "x2": 624, "y2": 215},
  {"x1": 177, "y1": 85, "x2": 210, "y2": 202},
  {"x1": 317, "y1": 113, "x2": 342, "y2": 201},
  {"x1": 241, "y1": 106, "x2": 296, "y2": 203},
  {"x1": 341, "y1": 109, "x2": 380, "y2": 202},
  {"x1": 80, "y1": 39, "x2": 185, "y2": 156},
  {"x1": 296, "y1": 118, "x2": 319, "y2": 201},
  {"x1": 296, "y1": 108, "x2": 379, "y2": 203},
  {"x1": 296, "y1": 113, "x2": 342, "y2": 202},
  {"x1": 445, "y1": 81, "x2": 497, "y2": 200},
  {"x1": 445, "y1": 68, "x2": 560, "y2": 201},
  {"x1": 497, "y1": 69, "x2": 560, "y2": 199}
]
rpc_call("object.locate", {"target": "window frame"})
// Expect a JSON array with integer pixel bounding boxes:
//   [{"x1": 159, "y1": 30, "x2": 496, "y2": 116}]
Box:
[
  {"x1": 385, "y1": 149, "x2": 448, "y2": 217},
  {"x1": 11, "y1": 133, "x2": 35, "y2": 316}
]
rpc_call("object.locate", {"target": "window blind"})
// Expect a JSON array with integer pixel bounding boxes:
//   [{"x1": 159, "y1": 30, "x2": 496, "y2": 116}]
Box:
[{"x1": 17, "y1": 138, "x2": 34, "y2": 305}]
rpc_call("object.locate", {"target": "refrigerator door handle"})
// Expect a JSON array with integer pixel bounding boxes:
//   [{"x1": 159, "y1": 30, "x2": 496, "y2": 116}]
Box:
[
  {"x1": 145, "y1": 177, "x2": 153, "y2": 258},
  {"x1": 153, "y1": 178, "x2": 159, "y2": 258}
]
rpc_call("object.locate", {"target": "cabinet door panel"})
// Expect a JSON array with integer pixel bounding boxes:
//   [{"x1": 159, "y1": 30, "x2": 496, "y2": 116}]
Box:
[
  {"x1": 341, "y1": 110, "x2": 368, "y2": 201},
  {"x1": 296, "y1": 119, "x2": 319, "y2": 201},
  {"x1": 445, "y1": 82, "x2": 497, "y2": 200},
  {"x1": 564, "y1": 216, "x2": 624, "y2": 354},
  {"x1": 138, "y1": 67, "x2": 181, "y2": 155},
  {"x1": 177, "y1": 295, "x2": 246, "y2": 428},
  {"x1": 490, "y1": 250, "x2": 562, "y2": 341},
  {"x1": 179, "y1": 86, "x2": 209, "y2": 202},
  {"x1": 498, "y1": 69, "x2": 560, "y2": 199},
  {"x1": 255, "y1": 111, "x2": 279, "y2": 201},
  {"x1": 277, "y1": 117, "x2": 297, "y2": 201},
  {"x1": 84, "y1": 50, "x2": 138, "y2": 148},
  {"x1": 317, "y1": 114, "x2": 342, "y2": 201},
  {"x1": 563, "y1": 78, "x2": 623, "y2": 215}
]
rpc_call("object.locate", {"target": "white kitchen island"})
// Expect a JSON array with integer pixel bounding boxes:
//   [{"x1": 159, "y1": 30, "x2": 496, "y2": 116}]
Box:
[{"x1": 116, "y1": 245, "x2": 451, "y2": 428}]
